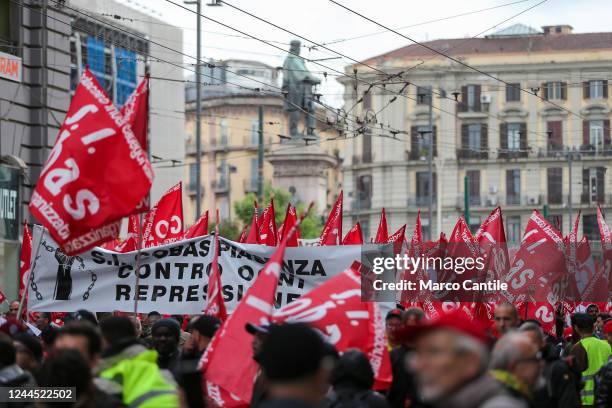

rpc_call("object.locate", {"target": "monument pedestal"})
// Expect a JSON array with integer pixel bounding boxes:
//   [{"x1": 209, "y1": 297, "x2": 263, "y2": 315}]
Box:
[{"x1": 266, "y1": 141, "x2": 337, "y2": 212}]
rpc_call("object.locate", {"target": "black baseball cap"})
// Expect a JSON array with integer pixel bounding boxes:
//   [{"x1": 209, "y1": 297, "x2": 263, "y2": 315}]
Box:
[
  {"x1": 189, "y1": 315, "x2": 221, "y2": 339},
  {"x1": 257, "y1": 323, "x2": 327, "y2": 381}
]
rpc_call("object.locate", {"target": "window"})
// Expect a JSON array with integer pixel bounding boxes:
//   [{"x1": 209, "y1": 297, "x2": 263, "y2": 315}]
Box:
[
  {"x1": 416, "y1": 172, "x2": 436, "y2": 206},
  {"x1": 87, "y1": 37, "x2": 106, "y2": 88},
  {"x1": 220, "y1": 198, "x2": 230, "y2": 220},
  {"x1": 189, "y1": 164, "x2": 198, "y2": 192},
  {"x1": 460, "y1": 85, "x2": 481, "y2": 112},
  {"x1": 583, "y1": 214, "x2": 599, "y2": 242},
  {"x1": 218, "y1": 159, "x2": 228, "y2": 189},
  {"x1": 468, "y1": 124, "x2": 481, "y2": 150},
  {"x1": 247, "y1": 158, "x2": 258, "y2": 191},
  {"x1": 466, "y1": 170, "x2": 480, "y2": 205},
  {"x1": 250, "y1": 119, "x2": 259, "y2": 145},
  {"x1": 507, "y1": 123, "x2": 521, "y2": 151},
  {"x1": 417, "y1": 86, "x2": 432, "y2": 105},
  {"x1": 506, "y1": 83, "x2": 521, "y2": 102},
  {"x1": 544, "y1": 82, "x2": 566, "y2": 100},
  {"x1": 506, "y1": 169, "x2": 520, "y2": 205},
  {"x1": 506, "y1": 216, "x2": 521, "y2": 243},
  {"x1": 0, "y1": 0, "x2": 11, "y2": 49},
  {"x1": 360, "y1": 219, "x2": 370, "y2": 242},
  {"x1": 547, "y1": 167, "x2": 562, "y2": 204},
  {"x1": 589, "y1": 120, "x2": 604, "y2": 152},
  {"x1": 547, "y1": 121, "x2": 562, "y2": 153},
  {"x1": 115, "y1": 47, "x2": 137, "y2": 107},
  {"x1": 362, "y1": 129, "x2": 372, "y2": 163},
  {"x1": 589, "y1": 80, "x2": 605, "y2": 99},
  {"x1": 356, "y1": 175, "x2": 372, "y2": 210},
  {"x1": 582, "y1": 167, "x2": 605, "y2": 204},
  {"x1": 220, "y1": 120, "x2": 229, "y2": 146},
  {"x1": 467, "y1": 85, "x2": 477, "y2": 109}
]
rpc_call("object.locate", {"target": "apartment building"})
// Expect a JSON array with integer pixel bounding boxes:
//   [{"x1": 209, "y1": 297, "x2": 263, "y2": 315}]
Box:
[{"x1": 340, "y1": 24, "x2": 612, "y2": 242}]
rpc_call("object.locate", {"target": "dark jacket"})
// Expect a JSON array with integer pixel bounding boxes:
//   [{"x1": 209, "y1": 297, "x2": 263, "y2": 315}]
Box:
[
  {"x1": 325, "y1": 349, "x2": 388, "y2": 408},
  {"x1": 259, "y1": 399, "x2": 318, "y2": 408},
  {"x1": 0, "y1": 364, "x2": 36, "y2": 408},
  {"x1": 595, "y1": 357, "x2": 612, "y2": 408},
  {"x1": 387, "y1": 346, "x2": 424, "y2": 408},
  {"x1": 533, "y1": 345, "x2": 581, "y2": 408}
]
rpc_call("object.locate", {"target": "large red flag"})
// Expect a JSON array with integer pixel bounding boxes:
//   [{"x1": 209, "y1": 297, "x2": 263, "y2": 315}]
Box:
[
  {"x1": 258, "y1": 200, "x2": 278, "y2": 246},
  {"x1": 204, "y1": 210, "x2": 227, "y2": 321},
  {"x1": 19, "y1": 223, "x2": 32, "y2": 300},
  {"x1": 185, "y1": 210, "x2": 209, "y2": 239},
  {"x1": 202, "y1": 229, "x2": 291, "y2": 403},
  {"x1": 29, "y1": 68, "x2": 153, "y2": 255},
  {"x1": 245, "y1": 202, "x2": 260, "y2": 244},
  {"x1": 273, "y1": 262, "x2": 392, "y2": 390},
  {"x1": 475, "y1": 207, "x2": 509, "y2": 304},
  {"x1": 142, "y1": 182, "x2": 184, "y2": 247},
  {"x1": 120, "y1": 74, "x2": 149, "y2": 151},
  {"x1": 319, "y1": 191, "x2": 343, "y2": 246},
  {"x1": 279, "y1": 204, "x2": 299, "y2": 247},
  {"x1": 342, "y1": 222, "x2": 364, "y2": 245},
  {"x1": 374, "y1": 207, "x2": 389, "y2": 243}
]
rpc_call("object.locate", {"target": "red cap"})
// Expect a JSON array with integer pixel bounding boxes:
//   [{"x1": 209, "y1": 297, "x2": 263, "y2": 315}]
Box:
[
  {"x1": 604, "y1": 320, "x2": 612, "y2": 334},
  {"x1": 396, "y1": 310, "x2": 488, "y2": 345}
]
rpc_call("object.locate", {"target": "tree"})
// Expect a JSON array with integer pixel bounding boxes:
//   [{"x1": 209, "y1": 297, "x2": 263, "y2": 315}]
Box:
[
  {"x1": 233, "y1": 184, "x2": 323, "y2": 239},
  {"x1": 208, "y1": 220, "x2": 241, "y2": 241}
]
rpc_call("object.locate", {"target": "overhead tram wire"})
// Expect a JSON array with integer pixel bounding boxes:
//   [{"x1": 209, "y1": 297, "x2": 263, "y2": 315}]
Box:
[{"x1": 328, "y1": 0, "x2": 593, "y2": 125}]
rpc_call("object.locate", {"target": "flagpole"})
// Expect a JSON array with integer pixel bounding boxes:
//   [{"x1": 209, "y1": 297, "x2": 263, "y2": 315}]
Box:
[
  {"x1": 17, "y1": 225, "x2": 43, "y2": 322},
  {"x1": 133, "y1": 214, "x2": 143, "y2": 315}
]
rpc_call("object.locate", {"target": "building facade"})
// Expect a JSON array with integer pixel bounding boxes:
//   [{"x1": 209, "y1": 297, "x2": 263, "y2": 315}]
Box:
[
  {"x1": 0, "y1": 0, "x2": 184, "y2": 299},
  {"x1": 340, "y1": 24, "x2": 612, "y2": 242},
  {"x1": 184, "y1": 59, "x2": 341, "y2": 227}
]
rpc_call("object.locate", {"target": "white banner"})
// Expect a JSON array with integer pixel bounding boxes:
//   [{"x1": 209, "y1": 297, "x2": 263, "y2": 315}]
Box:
[{"x1": 27, "y1": 226, "x2": 362, "y2": 314}]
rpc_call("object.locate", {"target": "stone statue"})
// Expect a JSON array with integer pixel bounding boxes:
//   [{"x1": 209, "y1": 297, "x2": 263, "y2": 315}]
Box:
[{"x1": 282, "y1": 40, "x2": 320, "y2": 139}]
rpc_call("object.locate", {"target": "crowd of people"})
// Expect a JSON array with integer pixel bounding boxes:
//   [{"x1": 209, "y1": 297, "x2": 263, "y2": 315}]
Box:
[{"x1": 0, "y1": 301, "x2": 611, "y2": 408}]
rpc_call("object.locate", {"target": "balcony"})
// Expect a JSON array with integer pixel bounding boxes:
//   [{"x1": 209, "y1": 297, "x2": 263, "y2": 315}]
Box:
[
  {"x1": 350, "y1": 198, "x2": 372, "y2": 212},
  {"x1": 581, "y1": 191, "x2": 606, "y2": 205},
  {"x1": 498, "y1": 149, "x2": 528, "y2": 159},
  {"x1": 579, "y1": 144, "x2": 612, "y2": 157},
  {"x1": 244, "y1": 178, "x2": 258, "y2": 193},
  {"x1": 212, "y1": 180, "x2": 229, "y2": 194},
  {"x1": 456, "y1": 148, "x2": 488, "y2": 160},
  {"x1": 408, "y1": 196, "x2": 437, "y2": 207},
  {"x1": 408, "y1": 149, "x2": 436, "y2": 161}
]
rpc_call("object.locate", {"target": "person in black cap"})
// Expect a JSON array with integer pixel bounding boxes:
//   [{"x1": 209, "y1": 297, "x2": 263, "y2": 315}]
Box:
[
  {"x1": 247, "y1": 322, "x2": 273, "y2": 408},
  {"x1": 385, "y1": 309, "x2": 403, "y2": 350},
  {"x1": 64, "y1": 309, "x2": 98, "y2": 326},
  {"x1": 151, "y1": 318, "x2": 181, "y2": 372},
  {"x1": 13, "y1": 332, "x2": 43, "y2": 374},
  {"x1": 257, "y1": 323, "x2": 333, "y2": 408}
]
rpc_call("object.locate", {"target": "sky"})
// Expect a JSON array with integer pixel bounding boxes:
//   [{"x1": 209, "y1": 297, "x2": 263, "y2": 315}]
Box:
[{"x1": 116, "y1": 0, "x2": 612, "y2": 107}]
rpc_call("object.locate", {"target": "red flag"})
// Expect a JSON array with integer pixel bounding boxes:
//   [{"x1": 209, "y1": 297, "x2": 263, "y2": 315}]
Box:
[
  {"x1": 127, "y1": 214, "x2": 141, "y2": 239},
  {"x1": 19, "y1": 223, "x2": 32, "y2": 300},
  {"x1": 342, "y1": 222, "x2": 364, "y2": 245},
  {"x1": 185, "y1": 210, "x2": 209, "y2": 239},
  {"x1": 0, "y1": 289, "x2": 5, "y2": 305},
  {"x1": 279, "y1": 204, "x2": 299, "y2": 247},
  {"x1": 476, "y1": 207, "x2": 510, "y2": 303},
  {"x1": 142, "y1": 182, "x2": 184, "y2": 247},
  {"x1": 387, "y1": 224, "x2": 406, "y2": 245},
  {"x1": 113, "y1": 237, "x2": 137, "y2": 253},
  {"x1": 258, "y1": 200, "x2": 278, "y2": 246},
  {"x1": 204, "y1": 210, "x2": 228, "y2": 321},
  {"x1": 245, "y1": 202, "x2": 260, "y2": 244},
  {"x1": 120, "y1": 74, "x2": 149, "y2": 151},
  {"x1": 319, "y1": 191, "x2": 343, "y2": 246},
  {"x1": 273, "y1": 262, "x2": 392, "y2": 390},
  {"x1": 374, "y1": 207, "x2": 389, "y2": 243},
  {"x1": 29, "y1": 68, "x2": 153, "y2": 255},
  {"x1": 202, "y1": 230, "x2": 290, "y2": 402},
  {"x1": 237, "y1": 226, "x2": 248, "y2": 243}
]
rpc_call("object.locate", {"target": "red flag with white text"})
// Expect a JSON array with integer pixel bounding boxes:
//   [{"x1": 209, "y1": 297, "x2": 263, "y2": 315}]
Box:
[
  {"x1": 258, "y1": 200, "x2": 278, "y2": 246},
  {"x1": 142, "y1": 182, "x2": 184, "y2": 247},
  {"x1": 29, "y1": 68, "x2": 153, "y2": 255},
  {"x1": 120, "y1": 74, "x2": 149, "y2": 152},
  {"x1": 319, "y1": 191, "x2": 343, "y2": 246},
  {"x1": 279, "y1": 204, "x2": 299, "y2": 247},
  {"x1": 272, "y1": 262, "x2": 392, "y2": 390}
]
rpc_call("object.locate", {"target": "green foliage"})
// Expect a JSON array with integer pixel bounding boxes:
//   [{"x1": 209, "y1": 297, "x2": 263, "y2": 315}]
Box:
[
  {"x1": 233, "y1": 184, "x2": 323, "y2": 239},
  {"x1": 208, "y1": 219, "x2": 242, "y2": 241}
]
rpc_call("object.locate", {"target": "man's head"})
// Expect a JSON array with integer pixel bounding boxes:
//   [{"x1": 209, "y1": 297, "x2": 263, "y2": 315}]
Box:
[
  {"x1": 151, "y1": 318, "x2": 180, "y2": 356},
  {"x1": 586, "y1": 304, "x2": 599, "y2": 319},
  {"x1": 571, "y1": 313, "x2": 595, "y2": 339},
  {"x1": 128, "y1": 317, "x2": 142, "y2": 338},
  {"x1": 99, "y1": 316, "x2": 137, "y2": 350},
  {"x1": 55, "y1": 322, "x2": 102, "y2": 367},
  {"x1": 494, "y1": 303, "x2": 519, "y2": 335},
  {"x1": 246, "y1": 323, "x2": 271, "y2": 359},
  {"x1": 6, "y1": 300, "x2": 19, "y2": 318},
  {"x1": 386, "y1": 309, "x2": 403, "y2": 346},
  {"x1": 13, "y1": 333, "x2": 43, "y2": 372},
  {"x1": 490, "y1": 332, "x2": 542, "y2": 391},
  {"x1": 519, "y1": 322, "x2": 545, "y2": 350},
  {"x1": 403, "y1": 307, "x2": 425, "y2": 326},
  {"x1": 258, "y1": 323, "x2": 332, "y2": 406},
  {"x1": 36, "y1": 312, "x2": 52, "y2": 331},
  {"x1": 38, "y1": 349, "x2": 92, "y2": 397},
  {"x1": 147, "y1": 311, "x2": 162, "y2": 326},
  {"x1": 406, "y1": 311, "x2": 489, "y2": 403},
  {"x1": 189, "y1": 315, "x2": 221, "y2": 352},
  {"x1": 0, "y1": 332, "x2": 16, "y2": 369}
]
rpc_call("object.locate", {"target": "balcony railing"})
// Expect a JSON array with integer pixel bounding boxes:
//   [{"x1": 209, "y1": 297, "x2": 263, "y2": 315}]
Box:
[
  {"x1": 408, "y1": 196, "x2": 437, "y2": 207},
  {"x1": 456, "y1": 148, "x2": 488, "y2": 160},
  {"x1": 212, "y1": 180, "x2": 229, "y2": 194},
  {"x1": 581, "y1": 191, "x2": 606, "y2": 205},
  {"x1": 498, "y1": 149, "x2": 528, "y2": 159},
  {"x1": 350, "y1": 198, "x2": 372, "y2": 211}
]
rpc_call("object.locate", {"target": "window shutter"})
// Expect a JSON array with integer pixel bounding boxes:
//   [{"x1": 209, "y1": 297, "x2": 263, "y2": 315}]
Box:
[
  {"x1": 520, "y1": 123, "x2": 527, "y2": 155},
  {"x1": 461, "y1": 124, "x2": 469, "y2": 151},
  {"x1": 500, "y1": 123, "x2": 508, "y2": 157},
  {"x1": 604, "y1": 119, "x2": 611, "y2": 147},
  {"x1": 583, "y1": 81, "x2": 590, "y2": 99},
  {"x1": 506, "y1": 170, "x2": 513, "y2": 195},
  {"x1": 474, "y1": 85, "x2": 482, "y2": 111},
  {"x1": 597, "y1": 167, "x2": 605, "y2": 201},
  {"x1": 583, "y1": 120, "x2": 589, "y2": 146},
  {"x1": 481, "y1": 124, "x2": 488, "y2": 158},
  {"x1": 460, "y1": 86, "x2": 467, "y2": 111},
  {"x1": 604, "y1": 80, "x2": 609, "y2": 98},
  {"x1": 542, "y1": 83, "x2": 548, "y2": 100},
  {"x1": 561, "y1": 82, "x2": 567, "y2": 100},
  {"x1": 410, "y1": 126, "x2": 419, "y2": 159},
  {"x1": 432, "y1": 125, "x2": 437, "y2": 157},
  {"x1": 582, "y1": 169, "x2": 589, "y2": 200}
]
